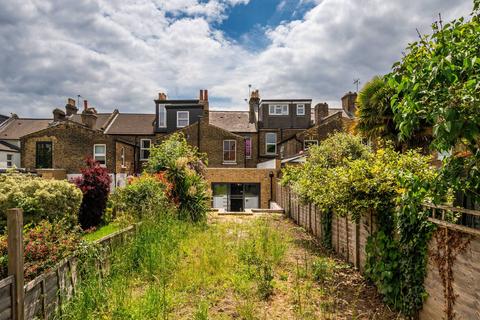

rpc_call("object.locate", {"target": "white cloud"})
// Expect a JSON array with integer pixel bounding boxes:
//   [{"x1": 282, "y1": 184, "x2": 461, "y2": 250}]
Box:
[{"x1": 0, "y1": 0, "x2": 474, "y2": 117}]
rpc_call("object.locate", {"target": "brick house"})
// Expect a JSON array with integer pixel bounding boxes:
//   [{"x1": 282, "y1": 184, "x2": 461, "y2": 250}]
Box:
[
  {"x1": 20, "y1": 100, "x2": 135, "y2": 187},
  {"x1": 17, "y1": 89, "x2": 354, "y2": 210}
]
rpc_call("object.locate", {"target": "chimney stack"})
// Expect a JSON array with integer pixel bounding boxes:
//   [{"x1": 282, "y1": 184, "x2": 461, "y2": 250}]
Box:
[
  {"x1": 65, "y1": 98, "x2": 78, "y2": 116},
  {"x1": 314, "y1": 102, "x2": 329, "y2": 124},
  {"x1": 199, "y1": 89, "x2": 209, "y2": 117},
  {"x1": 341, "y1": 92, "x2": 357, "y2": 119},
  {"x1": 248, "y1": 89, "x2": 260, "y2": 124},
  {"x1": 81, "y1": 100, "x2": 97, "y2": 129},
  {"x1": 53, "y1": 108, "x2": 66, "y2": 122}
]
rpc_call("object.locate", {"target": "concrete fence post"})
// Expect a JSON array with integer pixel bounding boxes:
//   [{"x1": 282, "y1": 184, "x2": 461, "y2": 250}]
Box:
[{"x1": 7, "y1": 208, "x2": 25, "y2": 320}]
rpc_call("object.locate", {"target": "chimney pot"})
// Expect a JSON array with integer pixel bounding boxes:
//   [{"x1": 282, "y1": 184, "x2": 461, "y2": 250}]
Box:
[
  {"x1": 204, "y1": 89, "x2": 208, "y2": 101},
  {"x1": 199, "y1": 89, "x2": 204, "y2": 101},
  {"x1": 83, "y1": 100, "x2": 88, "y2": 111},
  {"x1": 158, "y1": 92, "x2": 167, "y2": 101}
]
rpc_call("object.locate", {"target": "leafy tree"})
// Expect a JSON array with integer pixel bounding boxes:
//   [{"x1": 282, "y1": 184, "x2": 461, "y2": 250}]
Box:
[
  {"x1": 355, "y1": 76, "x2": 398, "y2": 145},
  {"x1": 74, "y1": 158, "x2": 111, "y2": 229},
  {"x1": 146, "y1": 133, "x2": 210, "y2": 222},
  {"x1": 389, "y1": 1, "x2": 480, "y2": 200}
]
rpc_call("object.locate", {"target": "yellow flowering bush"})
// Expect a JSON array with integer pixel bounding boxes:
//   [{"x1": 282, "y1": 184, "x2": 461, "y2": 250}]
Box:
[{"x1": 0, "y1": 173, "x2": 82, "y2": 231}]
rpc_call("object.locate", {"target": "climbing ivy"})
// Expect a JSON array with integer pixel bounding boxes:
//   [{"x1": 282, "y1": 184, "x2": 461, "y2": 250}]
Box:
[{"x1": 282, "y1": 132, "x2": 437, "y2": 317}]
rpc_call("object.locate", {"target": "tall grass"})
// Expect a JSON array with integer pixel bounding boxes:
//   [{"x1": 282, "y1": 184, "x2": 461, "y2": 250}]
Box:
[
  {"x1": 58, "y1": 213, "x2": 289, "y2": 319},
  {"x1": 57, "y1": 207, "x2": 191, "y2": 319}
]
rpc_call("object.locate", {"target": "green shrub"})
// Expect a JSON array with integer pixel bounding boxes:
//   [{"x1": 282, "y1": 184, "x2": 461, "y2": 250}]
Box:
[
  {"x1": 282, "y1": 132, "x2": 438, "y2": 316},
  {"x1": 112, "y1": 173, "x2": 171, "y2": 221},
  {"x1": 146, "y1": 133, "x2": 210, "y2": 222},
  {"x1": 0, "y1": 173, "x2": 82, "y2": 231},
  {"x1": 0, "y1": 220, "x2": 83, "y2": 280}
]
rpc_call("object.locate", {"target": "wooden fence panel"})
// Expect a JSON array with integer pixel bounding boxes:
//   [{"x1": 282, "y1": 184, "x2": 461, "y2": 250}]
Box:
[
  {"x1": 278, "y1": 184, "x2": 480, "y2": 320},
  {"x1": 0, "y1": 276, "x2": 14, "y2": 320}
]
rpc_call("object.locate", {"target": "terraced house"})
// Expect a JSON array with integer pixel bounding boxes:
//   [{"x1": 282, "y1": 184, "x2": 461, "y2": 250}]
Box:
[{"x1": 11, "y1": 89, "x2": 355, "y2": 211}]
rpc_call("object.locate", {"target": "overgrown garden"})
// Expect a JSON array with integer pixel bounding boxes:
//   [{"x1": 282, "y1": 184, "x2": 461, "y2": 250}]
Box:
[{"x1": 282, "y1": 1, "x2": 479, "y2": 317}]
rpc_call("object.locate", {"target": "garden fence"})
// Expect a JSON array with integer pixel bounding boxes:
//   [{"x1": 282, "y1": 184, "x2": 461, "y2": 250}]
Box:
[
  {"x1": 275, "y1": 182, "x2": 480, "y2": 320},
  {"x1": 0, "y1": 208, "x2": 136, "y2": 320}
]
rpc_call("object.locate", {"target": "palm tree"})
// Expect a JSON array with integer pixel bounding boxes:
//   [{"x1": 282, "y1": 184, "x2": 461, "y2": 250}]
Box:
[{"x1": 355, "y1": 76, "x2": 398, "y2": 146}]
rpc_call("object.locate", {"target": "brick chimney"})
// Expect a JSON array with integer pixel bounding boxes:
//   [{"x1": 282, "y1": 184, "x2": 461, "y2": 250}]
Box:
[
  {"x1": 341, "y1": 92, "x2": 357, "y2": 119},
  {"x1": 199, "y1": 89, "x2": 209, "y2": 117},
  {"x1": 314, "y1": 102, "x2": 329, "y2": 124},
  {"x1": 81, "y1": 100, "x2": 98, "y2": 129},
  {"x1": 248, "y1": 89, "x2": 260, "y2": 124},
  {"x1": 158, "y1": 92, "x2": 167, "y2": 101},
  {"x1": 53, "y1": 108, "x2": 66, "y2": 122},
  {"x1": 65, "y1": 98, "x2": 78, "y2": 116}
]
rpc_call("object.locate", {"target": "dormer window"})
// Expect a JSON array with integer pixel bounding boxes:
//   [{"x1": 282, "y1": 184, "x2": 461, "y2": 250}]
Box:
[
  {"x1": 177, "y1": 111, "x2": 189, "y2": 128},
  {"x1": 296, "y1": 104, "x2": 305, "y2": 116},
  {"x1": 269, "y1": 104, "x2": 288, "y2": 115}
]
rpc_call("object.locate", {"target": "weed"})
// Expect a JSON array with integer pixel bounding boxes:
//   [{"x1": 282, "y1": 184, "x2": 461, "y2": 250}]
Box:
[{"x1": 312, "y1": 257, "x2": 332, "y2": 284}]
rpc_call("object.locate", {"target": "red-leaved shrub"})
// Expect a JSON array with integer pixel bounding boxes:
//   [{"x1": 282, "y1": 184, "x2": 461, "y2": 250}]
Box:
[{"x1": 74, "y1": 157, "x2": 111, "y2": 229}]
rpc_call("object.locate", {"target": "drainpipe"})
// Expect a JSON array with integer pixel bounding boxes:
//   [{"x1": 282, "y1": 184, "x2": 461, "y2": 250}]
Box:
[
  {"x1": 269, "y1": 171, "x2": 274, "y2": 206},
  {"x1": 197, "y1": 115, "x2": 202, "y2": 150}
]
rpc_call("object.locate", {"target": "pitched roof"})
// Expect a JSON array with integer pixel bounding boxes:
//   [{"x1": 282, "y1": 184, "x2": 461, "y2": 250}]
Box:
[
  {"x1": 0, "y1": 114, "x2": 8, "y2": 125},
  {"x1": 70, "y1": 113, "x2": 115, "y2": 131},
  {"x1": 0, "y1": 140, "x2": 20, "y2": 152},
  {"x1": 0, "y1": 118, "x2": 51, "y2": 140},
  {"x1": 104, "y1": 113, "x2": 156, "y2": 135},
  {"x1": 209, "y1": 111, "x2": 257, "y2": 133}
]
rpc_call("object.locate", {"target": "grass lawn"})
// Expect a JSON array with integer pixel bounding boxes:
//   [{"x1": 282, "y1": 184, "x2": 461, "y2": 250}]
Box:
[
  {"x1": 61, "y1": 213, "x2": 398, "y2": 319},
  {"x1": 82, "y1": 223, "x2": 122, "y2": 242}
]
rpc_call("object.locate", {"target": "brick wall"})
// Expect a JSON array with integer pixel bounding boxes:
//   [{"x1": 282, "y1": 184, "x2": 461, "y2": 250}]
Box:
[
  {"x1": 115, "y1": 141, "x2": 135, "y2": 175},
  {"x1": 157, "y1": 118, "x2": 247, "y2": 168},
  {"x1": 205, "y1": 168, "x2": 278, "y2": 208},
  {"x1": 21, "y1": 122, "x2": 120, "y2": 174}
]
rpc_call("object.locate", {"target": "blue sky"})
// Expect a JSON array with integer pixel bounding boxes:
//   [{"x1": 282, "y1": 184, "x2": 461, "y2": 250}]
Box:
[
  {"x1": 219, "y1": 0, "x2": 316, "y2": 48},
  {"x1": 0, "y1": 0, "x2": 474, "y2": 117}
]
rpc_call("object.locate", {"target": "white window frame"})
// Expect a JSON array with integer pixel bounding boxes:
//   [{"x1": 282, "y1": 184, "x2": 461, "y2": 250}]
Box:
[
  {"x1": 177, "y1": 111, "x2": 189, "y2": 128},
  {"x1": 223, "y1": 140, "x2": 236, "y2": 163},
  {"x1": 245, "y1": 136, "x2": 252, "y2": 159},
  {"x1": 140, "y1": 139, "x2": 151, "y2": 161},
  {"x1": 158, "y1": 104, "x2": 167, "y2": 128},
  {"x1": 6, "y1": 154, "x2": 13, "y2": 168},
  {"x1": 304, "y1": 140, "x2": 318, "y2": 150},
  {"x1": 268, "y1": 104, "x2": 289, "y2": 116},
  {"x1": 93, "y1": 144, "x2": 107, "y2": 167},
  {"x1": 265, "y1": 133, "x2": 277, "y2": 155},
  {"x1": 297, "y1": 104, "x2": 305, "y2": 116}
]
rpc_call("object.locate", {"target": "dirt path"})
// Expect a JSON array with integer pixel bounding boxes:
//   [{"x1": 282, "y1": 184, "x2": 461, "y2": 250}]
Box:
[{"x1": 209, "y1": 212, "x2": 402, "y2": 319}]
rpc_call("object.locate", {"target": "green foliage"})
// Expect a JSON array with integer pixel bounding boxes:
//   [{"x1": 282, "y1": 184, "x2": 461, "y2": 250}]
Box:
[
  {"x1": 0, "y1": 220, "x2": 83, "y2": 280},
  {"x1": 146, "y1": 133, "x2": 210, "y2": 222},
  {"x1": 388, "y1": 2, "x2": 480, "y2": 201},
  {"x1": 282, "y1": 132, "x2": 371, "y2": 208},
  {"x1": 112, "y1": 173, "x2": 171, "y2": 221},
  {"x1": 282, "y1": 132, "x2": 437, "y2": 316},
  {"x1": 311, "y1": 257, "x2": 332, "y2": 284},
  {"x1": 355, "y1": 76, "x2": 398, "y2": 145},
  {"x1": 0, "y1": 172, "x2": 82, "y2": 231}
]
